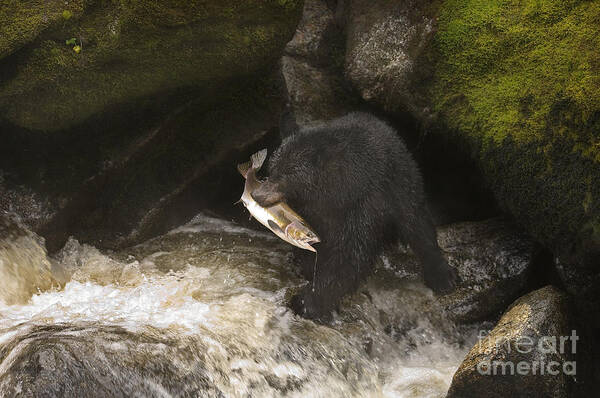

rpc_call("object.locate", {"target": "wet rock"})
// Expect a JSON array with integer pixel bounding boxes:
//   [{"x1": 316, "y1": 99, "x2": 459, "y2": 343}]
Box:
[
  {"x1": 281, "y1": 55, "x2": 351, "y2": 126},
  {"x1": 0, "y1": 324, "x2": 225, "y2": 398},
  {"x1": 0, "y1": 0, "x2": 302, "y2": 131},
  {"x1": 280, "y1": 0, "x2": 356, "y2": 126},
  {"x1": 437, "y1": 219, "x2": 540, "y2": 324},
  {"x1": 447, "y1": 286, "x2": 577, "y2": 398},
  {"x1": 0, "y1": 172, "x2": 56, "y2": 230},
  {"x1": 385, "y1": 218, "x2": 539, "y2": 324},
  {"x1": 344, "y1": 0, "x2": 436, "y2": 120}
]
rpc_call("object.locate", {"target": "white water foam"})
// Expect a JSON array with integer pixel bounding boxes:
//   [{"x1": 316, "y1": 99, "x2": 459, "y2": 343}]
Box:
[{"x1": 0, "y1": 213, "x2": 472, "y2": 397}]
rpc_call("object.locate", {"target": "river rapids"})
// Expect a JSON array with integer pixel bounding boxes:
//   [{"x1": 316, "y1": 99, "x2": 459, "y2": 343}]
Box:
[{"x1": 0, "y1": 213, "x2": 480, "y2": 397}]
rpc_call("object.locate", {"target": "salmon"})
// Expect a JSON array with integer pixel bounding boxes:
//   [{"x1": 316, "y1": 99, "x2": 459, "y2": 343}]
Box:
[{"x1": 237, "y1": 149, "x2": 320, "y2": 252}]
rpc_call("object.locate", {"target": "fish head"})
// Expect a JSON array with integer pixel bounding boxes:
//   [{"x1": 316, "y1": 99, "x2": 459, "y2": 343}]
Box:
[
  {"x1": 297, "y1": 241, "x2": 318, "y2": 252},
  {"x1": 284, "y1": 221, "x2": 320, "y2": 252}
]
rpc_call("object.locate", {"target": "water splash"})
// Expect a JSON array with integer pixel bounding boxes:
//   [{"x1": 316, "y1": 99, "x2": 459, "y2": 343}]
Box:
[
  {"x1": 0, "y1": 214, "x2": 58, "y2": 305},
  {"x1": 0, "y1": 213, "x2": 477, "y2": 397}
]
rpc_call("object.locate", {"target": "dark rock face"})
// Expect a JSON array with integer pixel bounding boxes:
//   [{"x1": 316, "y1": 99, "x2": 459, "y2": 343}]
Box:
[
  {"x1": 446, "y1": 286, "x2": 578, "y2": 398},
  {"x1": 35, "y1": 76, "x2": 285, "y2": 252},
  {"x1": 1, "y1": 75, "x2": 288, "y2": 252},
  {"x1": 344, "y1": 0, "x2": 436, "y2": 120},
  {"x1": 281, "y1": 55, "x2": 351, "y2": 127},
  {"x1": 555, "y1": 257, "x2": 600, "y2": 331},
  {"x1": 280, "y1": 0, "x2": 356, "y2": 126},
  {"x1": 386, "y1": 218, "x2": 539, "y2": 324}
]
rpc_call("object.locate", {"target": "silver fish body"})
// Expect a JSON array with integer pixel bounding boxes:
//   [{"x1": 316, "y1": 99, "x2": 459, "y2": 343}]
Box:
[{"x1": 237, "y1": 149, "x2": 320, "y2": 252}]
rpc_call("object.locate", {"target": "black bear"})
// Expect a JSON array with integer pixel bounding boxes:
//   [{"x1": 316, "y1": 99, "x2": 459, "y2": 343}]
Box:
[{"x1": 252, "y1": 112, "x2": 457, "y2": 319}]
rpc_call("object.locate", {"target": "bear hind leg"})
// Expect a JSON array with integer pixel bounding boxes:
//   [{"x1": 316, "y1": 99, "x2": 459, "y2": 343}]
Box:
[{"x1": 397, "y1": 206, "x2": 458, "y2": 294}]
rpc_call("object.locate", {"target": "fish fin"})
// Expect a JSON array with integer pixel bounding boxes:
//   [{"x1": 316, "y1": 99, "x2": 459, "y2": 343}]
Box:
[
  {"x1": 251, "y1": 148, "x2": 268, "y2": 171},
  {"x1": 237, "y1": 161, "x2": 252, "y2": 178},
  {"x1": 267, "y1": 219, "x2": 284, "y2": 234}
]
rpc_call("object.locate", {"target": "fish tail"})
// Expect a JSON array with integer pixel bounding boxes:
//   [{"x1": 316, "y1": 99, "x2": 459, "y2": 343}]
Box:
[
  {"x1": 237, "y1": 161, "x2": 252, "y2": 178},
  {"x1": 251, "y1": 148, "x2": 268, "y2": 170}
]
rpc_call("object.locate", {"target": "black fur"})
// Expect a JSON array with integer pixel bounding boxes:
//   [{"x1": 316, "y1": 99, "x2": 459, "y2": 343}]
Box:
[{"x1": 252, "y1": 112, "x2": 457, "y2": 320}]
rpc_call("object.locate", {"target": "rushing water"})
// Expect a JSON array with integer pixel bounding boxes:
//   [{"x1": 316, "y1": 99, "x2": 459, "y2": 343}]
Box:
[{"x1": 0, "y1": 214, "x2": 478, "y2": 397}]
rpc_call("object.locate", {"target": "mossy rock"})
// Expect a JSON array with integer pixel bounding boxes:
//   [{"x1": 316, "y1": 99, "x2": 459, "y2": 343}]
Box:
[
  {"x1": 427, "y1": 0, "x2": 600, "y2": 270},
  {"x1": 0, "y1": 0, "x2": 302, "y2": 131},
  {"x1": 0, "y1": 0, "x2": 84, "y2": 59}
]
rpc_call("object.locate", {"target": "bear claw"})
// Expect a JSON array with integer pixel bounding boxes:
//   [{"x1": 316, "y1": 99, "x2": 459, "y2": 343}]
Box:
[
  {"x1": 290, "y1": 289, "x2": 332, "y2": 322},
  {"x1": 425, "y1": 263, "x2": 459, "y2": 295}
]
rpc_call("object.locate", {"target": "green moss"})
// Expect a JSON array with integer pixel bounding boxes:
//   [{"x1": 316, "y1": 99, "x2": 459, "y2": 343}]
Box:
[
  {"x1": 429, "y1": 0, "x2": 600, "y2": 265},
  {"x1": 433, "y1": 0, "x2": 599, "y2": 156},
  {"x1": 62, "y1": 10, "x2": 73, "y2": 20},
  {"x1": 0, "y1": 0, "x2": 303, "y2": 130},
  {"x1": 0, "y1": 0, "x2": 84, "y2": 59}
]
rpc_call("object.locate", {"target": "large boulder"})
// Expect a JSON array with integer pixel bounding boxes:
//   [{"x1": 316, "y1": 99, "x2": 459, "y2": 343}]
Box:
[
  {"x1": 344, "y1": 0, "x2": 436, "y2": 121},
  {"x1": 437, "y1": 219, "x2": 539, "y2": 324},
  {"x1": 1, "y1": 72, "x2": 289, "y2": 251},
  {"x1": 447, "y1": 286, "x2": 578, "y2": 398},
  {"x1": 430, "y1": 0, "x2": 600, "y2": 261},
  {"x1": 385, "y1": 218, "x2": 539, "y2": 324},
  {"x1": 0, "y1": 0, "x2": 302, "y2": 131},
  {"x1": 0, "y1": 324, "x2": 225, "y2": 397}
]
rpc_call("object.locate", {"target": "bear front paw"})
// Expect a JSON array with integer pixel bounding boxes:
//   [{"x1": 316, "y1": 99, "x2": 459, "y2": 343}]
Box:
[
  {"x1": 425, "y1": 263, "x2": 459, "y2": 295},
  {"x1": 290, "y1": 288, "x2": 332, "y2": 322}
]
